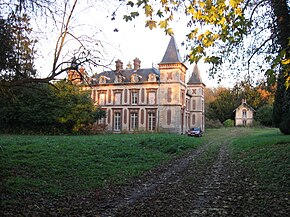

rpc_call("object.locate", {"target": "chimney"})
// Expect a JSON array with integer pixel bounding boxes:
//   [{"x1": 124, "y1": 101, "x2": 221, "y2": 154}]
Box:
[
  {"x1": 133, "y1": 57, "x2": 141, "y2": 70},
  {"x1": 115, "y1": 59, "x2": 123, "y2": 71}
]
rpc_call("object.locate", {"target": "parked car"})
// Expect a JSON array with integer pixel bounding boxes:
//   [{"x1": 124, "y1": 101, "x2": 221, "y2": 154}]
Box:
[{"x1": 187, "y1": 127, "x2": 203, "y2": 137}]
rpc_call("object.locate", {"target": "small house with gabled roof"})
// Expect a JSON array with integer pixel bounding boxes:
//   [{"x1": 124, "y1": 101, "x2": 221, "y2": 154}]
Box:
[
  {"x1": 234, "y1": 99, "x2": 255, "y2": 126},
  {"x1": 69, "y1": 36, "x2": 205, "y2": 133}
]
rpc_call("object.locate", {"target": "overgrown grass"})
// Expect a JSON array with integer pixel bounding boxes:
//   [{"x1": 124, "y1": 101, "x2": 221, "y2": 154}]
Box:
[
  {"x1": 230, "y1": 128, "x2": 290, "y2": 192},
  {"x1": 0, "y1": 133, "x2": 203, "y2": 196}
]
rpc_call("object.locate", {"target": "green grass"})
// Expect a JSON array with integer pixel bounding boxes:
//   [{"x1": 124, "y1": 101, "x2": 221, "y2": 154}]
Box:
[
  {"x1": 230, "y1": 128, "x2": 290, "y2": 192},
  {"x1": 0, "y1": 133, "x2": 203, "y2": 196}
]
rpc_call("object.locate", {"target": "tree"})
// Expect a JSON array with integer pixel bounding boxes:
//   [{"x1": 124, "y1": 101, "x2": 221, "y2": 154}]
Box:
[
  {"x1": 53, "y1": 80, "x2": 100, "y2": 133},
  {"x1": 0, "y1": 81, "x2": 102, "y2": 134},
  {"x1": 0, "y1": 13, "x2": 36, "y2": 82},
  {"x1": 255, "y1": 104, "x2": 273, "y2": 126},
  {"x1": 207, "y1": 87, "x2": 238, "y2": 123}
]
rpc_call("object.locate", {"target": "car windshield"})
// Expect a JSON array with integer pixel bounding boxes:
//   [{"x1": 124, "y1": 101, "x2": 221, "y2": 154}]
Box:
[{"x1": 191, "y1": 128, "x2": 200, "y2": 131}]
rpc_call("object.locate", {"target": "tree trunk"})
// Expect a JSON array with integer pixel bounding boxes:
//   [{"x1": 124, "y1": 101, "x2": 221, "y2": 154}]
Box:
[{"x1": 271, "y1": 0, "x2": 290, "y2": 131}]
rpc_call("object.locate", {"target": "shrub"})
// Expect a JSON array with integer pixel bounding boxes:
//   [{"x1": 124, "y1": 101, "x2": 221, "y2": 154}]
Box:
[
  {"x1": 223, "y1": 119, "x2": 235, "y2": 127},
  {"x1": 255, "y1": 104, "x2": 273, "y2": 127},
  {"x1": 205, "y1": 118, "x2": 223, "y2": 128}
]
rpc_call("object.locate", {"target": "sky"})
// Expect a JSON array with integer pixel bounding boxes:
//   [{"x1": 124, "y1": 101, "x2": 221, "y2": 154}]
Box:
[{"x1": 32, "y1": 0, "x2": 236, "y2": 88}]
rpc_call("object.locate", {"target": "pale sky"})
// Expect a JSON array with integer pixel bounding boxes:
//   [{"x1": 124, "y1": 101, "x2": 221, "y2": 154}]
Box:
[{"x1": 32, "y1": 0, "x2": 235, "y2": 88}]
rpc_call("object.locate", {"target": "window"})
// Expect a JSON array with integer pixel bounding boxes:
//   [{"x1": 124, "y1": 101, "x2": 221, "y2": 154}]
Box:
[
  {"x1": 114, "y1": 93, "x2": 121, "y2": 105},
  {"x1": 167, "y1": 88, "x2": 172, "y2": 102},
  {"x1": 192, "y1": 114, "x2": 196, "y2": 125},
  {"x1": 114, "y1": 112, "x2": 121, "y2": 131},
  {"x1": 148, "y1": 112, "x2": 156, "y2": 131},
  {"x1": 242, "y1": 110, "x2": 247, "y2": 118},
  {"x1": 148, "y1": 73, "x2": 156, "y2": 82},
  {"x1": 167, "y1": 72, "x2": 173, "y2": 80},
  {"x1": 99, "y1": 76, "x2": 106, "y2": 84},
  {"x1": 148, "y1": 92, "x2": 156, "y2": 105},
  {"x1": 131, "y1": 74, "x2": 140, "y2": 83},
  {"x1": 99, "y1": 93, "x2": 106, "y2": 105},
  {"x1": 114, "y1": 75, "x2": 123, "y2": 83},
  {"x1": 131, "y1": 92, "x2": 138, "y2": 105},
  {"x1": 167, "y1": 109, "x2": 171, "y2": 125},
  {"x1": 130, "y1": 112, "x2": 138, "y2": 130},
  {"x1": 181, "y1": 91, "x2": 184, "y2": 105},
  {"x1": 192, "y1": 99, "x2": 196, "y2": 110}
]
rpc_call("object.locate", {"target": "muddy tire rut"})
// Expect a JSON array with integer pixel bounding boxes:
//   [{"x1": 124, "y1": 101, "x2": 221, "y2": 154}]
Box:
[{"x1": 101, "y1": 139, "x2": 237, "y2": 217}]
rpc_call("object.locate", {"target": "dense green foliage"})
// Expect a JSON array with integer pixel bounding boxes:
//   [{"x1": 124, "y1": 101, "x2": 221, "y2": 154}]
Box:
[
  {"x1": 0, "y1": 81, "x2": 103, "y2": 134},
  {"x1": 0, "y1": 133, "x2": 203, "y2": 195},
  {"x1": 255, "y1": 104, "x2": 273, "y2": 126},
  {"x1": 223, "y1": 119, "x2": 234, "y2": 127},
  {"x1": 0, "y1": 13, "x2": 36, "y2": 82}
]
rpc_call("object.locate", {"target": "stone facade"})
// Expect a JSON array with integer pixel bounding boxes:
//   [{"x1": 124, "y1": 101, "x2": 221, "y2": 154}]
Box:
[
  {"x1": 71, "y1": 37, "x2": 205, "y2": 134},
  {"x1": 234, "y1": 99, "x2": 255, "y2": 126}
]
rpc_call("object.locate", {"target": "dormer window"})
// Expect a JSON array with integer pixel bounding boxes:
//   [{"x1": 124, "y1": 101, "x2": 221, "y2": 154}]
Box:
[
  {"x1": 114, "y1": 75, "x2": 123, "y2": 83},
  {"x1": 131, "y1": 74, "x2": 140, "y2": 83},
  {"x1": 148, "y1": 73, "x2": 156, "y2": 82},
  {"x1": 99, "y1": 76, "x2": 110, "y2": 84}
]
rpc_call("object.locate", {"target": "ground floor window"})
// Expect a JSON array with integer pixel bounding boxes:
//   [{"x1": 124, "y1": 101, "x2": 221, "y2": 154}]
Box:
[
  {"x1": 148, "y1": 112, "x2": 156, "y2": 131},
  {"x1": 114, "y1": 112, "x2": 121, "y2": 131},
  {"x1": 130, "y1": 112, "x2": 138, "y2": 130}
]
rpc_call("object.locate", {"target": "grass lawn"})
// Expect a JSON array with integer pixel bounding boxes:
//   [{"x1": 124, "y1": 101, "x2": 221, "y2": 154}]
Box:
[
  {"x1": 1, "y1": 128, "x2": 289, "y2": 200},
  {"x1": 230, "y1": 128, "x2": 290, "y2": 193},
  {"x1": 0, "y1": 133, "x2": 203, "y2": 196}
]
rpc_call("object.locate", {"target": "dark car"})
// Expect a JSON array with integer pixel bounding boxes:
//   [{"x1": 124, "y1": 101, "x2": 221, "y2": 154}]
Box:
[{"x1": 187, "y1": 127, "x2": 203, "y2": 137}]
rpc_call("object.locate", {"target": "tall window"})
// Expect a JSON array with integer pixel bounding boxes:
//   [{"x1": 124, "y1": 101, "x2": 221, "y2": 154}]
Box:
[
  {"x1": 167, "y1": 88, "x2": 172, "y2": 102},
  {"x1": 114, "y1": 112, "x2": 121, "y2": 131},
  {"x1": 114, "y1": 93, "x2": 121, "y2": 105},
  {"x1": 192, "y1": 114, "x2": 196, "y2": 125},
  {"x1": 167, "y1": 109, "x2": 171, "y2": 125},
  {"x1": 131, "y1": 92, "x2": 138, "y2": 105},
  {"x1": 148, "y1": 112, "x2": 156, "y2": 131},
  {"x1": 148, "y1": 92, "x2": 156, "y2": 105},
  {"x1": 192, "y1": 99, "x2": 196, "y2": 110},
  {"x1": 130, "y1": 112, "x2": 138, "y2": 130},
  {"x1": 99, "y1": 93, "x2": 106, "y2": 105},
  {"x1": 242, "y1": 110, "x2": 247, "y2": 118}
]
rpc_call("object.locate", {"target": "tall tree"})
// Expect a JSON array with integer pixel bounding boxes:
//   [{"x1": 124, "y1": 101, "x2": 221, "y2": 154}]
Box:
[
  {"x1": 271, "y1": 0, "x2": 290, "y2": 131},
  {"x1": 0, "y1": 13, "x2": 36, "y2": 82}
]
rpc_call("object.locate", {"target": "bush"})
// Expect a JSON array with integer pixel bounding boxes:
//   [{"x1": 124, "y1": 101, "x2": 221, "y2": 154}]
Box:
[
  {"x1": 205, "y1": 118, "x2": 223, "y2": 128},
  {"x1": 223, "y1": 119, "x2": 235, "y2": 127}
]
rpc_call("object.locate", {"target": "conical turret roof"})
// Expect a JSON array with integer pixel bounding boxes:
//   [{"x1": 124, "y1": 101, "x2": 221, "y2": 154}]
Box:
[
  {"x1": 160, "y1": 36, "x2": 183, "y2": 64},
  {"x1": 188, "y1": 64, "x2": 202, "y2": 84}
]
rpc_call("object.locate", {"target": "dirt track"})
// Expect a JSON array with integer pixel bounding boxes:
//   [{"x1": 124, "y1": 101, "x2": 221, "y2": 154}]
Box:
[{"x1": 97, "y1": 131, "x2": 288, "y2": 217}]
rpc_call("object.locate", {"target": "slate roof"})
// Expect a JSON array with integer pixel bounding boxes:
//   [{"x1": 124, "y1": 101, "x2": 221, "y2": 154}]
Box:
[
  {"x1": 160, "y1": 36, "x2": 183, "y2": 64},
  {"x1": 188, "y1": 64, "x2": 202, "y2": 84},
  {"x1": 233, "y1": 100, "x2": 256, "y2": 112},
  {"x1": 93, "y1": 68, "x2": 160, "y2": 84}
]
